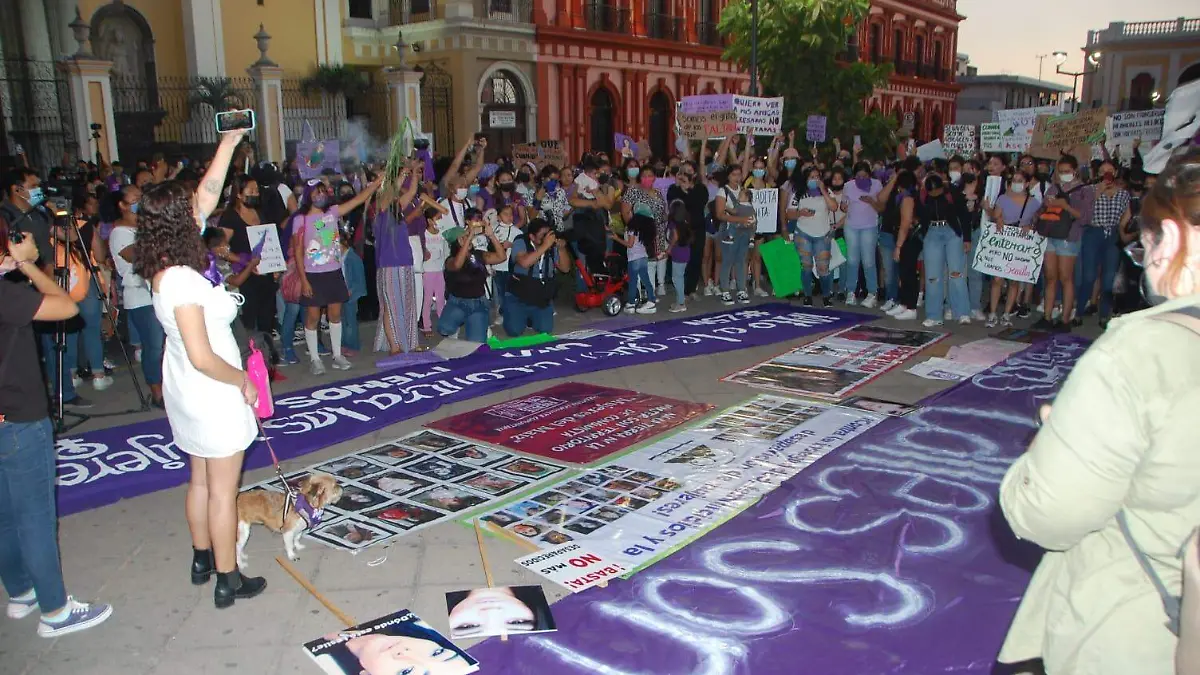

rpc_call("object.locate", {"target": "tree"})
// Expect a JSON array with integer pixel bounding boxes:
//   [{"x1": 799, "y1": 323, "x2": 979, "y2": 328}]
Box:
[
  {"x1": 190, "y1": 77, "x2": 245, "y2": 113},
  {"x1": 301, "y1": 65, "x2": 369, "y2": 98},
  {"x1": 719, "y1": 0, "x2": 897, "y2": 158}
]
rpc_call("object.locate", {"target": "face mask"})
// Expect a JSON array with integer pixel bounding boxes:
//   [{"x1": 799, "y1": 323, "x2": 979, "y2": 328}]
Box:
[
  {"x1": 517, "y1": 173, "x2": 531, "y2": 184},
  {"x1": 242, "y1": 195, "x2": 261, "y2": 208},
  {"x1": 806, "y1": 179, "x2": 821, "y2": 191},
  {"x1": 783, "y1": 159, "x2": 797, "y2": 171},
  {"x1": 1103, "y1": 172, "x2": 1115, "y2": 183},
  {"x1": 640, "y1": 176, "x2": 655, "y2": 188},
  {"x1": 598, "y1": 173, "x2": 610, "y2": 183},
  {"x1": 129, "y1": 202, "x2": 140, "y2": 214},
  {"x1": 831, "y1": 183, "x2": 843, "y2": 192},
  {"x1": 498, "y1": 182, "x2": 515, "y2": 192},
  {"x1": 312, "y1": 195, "x2": 331, "y2": 209},
  {"x1": 26, "y1": 187, "x2": 45, "y2": 206},
  {"x1": 752, "y1": 169, "x2": 766, "y2": 179},
  {"x1": 1010, "y1": 183, "x2": 1026, "y2": 194},
  {"x1": 545, "y1": 179, "x2": 559, "y2": 192},
  {"x1": 949, "y1": 170, "x2": 962, "y2": 183},
  {"x1": 626, "y1": 167, "x2": 640, "y2": 180},
  {"x1": 854, "y1": 177, "x2": 871, "y2": 191},
  {"x1": 454, "y1": 188, "x2": 468, "y2": 200},
  {"x1": 1059, "y1": 173, "x2": 1075, "y2": 184}
]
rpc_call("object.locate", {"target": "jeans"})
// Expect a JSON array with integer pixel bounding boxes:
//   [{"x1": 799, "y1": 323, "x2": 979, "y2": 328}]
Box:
[
  {"x1": 647, "y1": 258, "x2": 667, "y2": 291},
  {"x1": 128, "y1": 312, "x2": 141, "y2": 348},
  {"x1": 492, "y1": 271, "x2": 511, "y2": 311},
  {"x1": 922, "y1": 225, "x2": 971, "y2": 320},
  {"x1": 125, "y1": 306, "x2": 163, "y2": 385},
  {"x1": 502, "y1": 293, "x2": 554, "y2": 336},
  {"x1": 281, "y1": 301, "x2": 302, "y2": 356},
  {"x1": 0, "y1": 418, "x2": 67, "y2": 613},
  {"x1": 342, "y1": 296, "x2": 362, "y2": 351},
  {"x1": 671, "y1": 260, "x2": 686, "y2": 305},
  {"x1": 719, "y1": 228, "x2": 751, "y2": 293},
  {"x1": 1076, "y1": 226, "x2": 1121, "y2": 317},
  {"x1": 967, "y1": 228, "x2": 985, "y2": 313},
  {"x1": 40, "y1": 331, "x2": 78, "y2": 403},
  {"x1": 877, "y1": 231, "x2": 900, "y2": 303},
  {"x1": 844, "y1": 226, "x2": 880, "y2": 295},
  {"x1": 437, "y1": 295, "x2": 490, "y2": 343},
  {"x1": 796, "y1": 232, "x2": 834, "y2": 298},
  {"x1": 627, "y1": 257, "x2": 655, "y2": 304},
  {"x1": 76, "y1": 285, "x2": 105, "y2": 372}
]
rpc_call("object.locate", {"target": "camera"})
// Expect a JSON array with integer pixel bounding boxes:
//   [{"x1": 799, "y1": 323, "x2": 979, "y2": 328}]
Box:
[{"x1": 89, "y1": 123, "x2": 102, "y2": 131}]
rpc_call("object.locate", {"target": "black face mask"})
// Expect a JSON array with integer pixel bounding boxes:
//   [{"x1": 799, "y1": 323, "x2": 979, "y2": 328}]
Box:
[
  {"x1": 961, "y1": 172, "x2": 976, "y2": 185},
  {"x1": 242, "y1": 195, "x2": 261, "y2": 208},
  {"x1": 598, "y1": 173, "x2": 610, "y2": 183},
  {"x1": 498, "y1": 182, "x2": 515, "y2": 192},
  {"x1": 516, "y1": 173, "x2": 531, "y2": 184}
]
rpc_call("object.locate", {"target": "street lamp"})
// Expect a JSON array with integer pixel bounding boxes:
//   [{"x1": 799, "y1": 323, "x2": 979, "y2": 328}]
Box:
[
  {"x1": 1054, "y1": 50, "x2": 1100, "y2": 112},
  {"x1": 749, "y1": 0, "x2": 759, "y2": 95}
]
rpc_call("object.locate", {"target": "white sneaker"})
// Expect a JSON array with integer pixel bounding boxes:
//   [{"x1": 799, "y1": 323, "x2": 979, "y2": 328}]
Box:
[
  {"x1": 656, "y1": 285, "x2": 666, "y2": 297},
  {"x1": 624, "y1": 303, "x2": 637, "y2": 314},
  {"x1": 880, "y1": 299, "x2": 897, "y2": 312},
  {"x1": 985, "y1": 313, "x2": 998, "y2": 328},
  {"x1": 893, "y1": 308, "x2": 918, "y2": 320},
  {"x1": 860, "y1": 295, "x2": 877, "y2": 309},
  {"x1": 669, "y1": 304, "x2": 687, "y2": 313},
  {"x1": 1051, "y1": 306, "x2": 1063, "y2": 321},
  {"x1": 309, "y1": 359, "x2": 325, "y2": 376},
  {"x1": 1001, "y1": 313, "x2": 1014, "y2": 327},
  {"x1": 737, "y1": 292, "x2": 751, "y2": 305},
  {"x1": 1036, "y1": 302, "x2": 1045, "y2": 313},
  {"x1": 92, "y1": 375, "x2": 114, "y2": 391},
  {"x1": 886, "y1": 303, "x2": 908, "y2": 316},
  {"x1": 705, "y1": 283, "x2": 717, "y2": 296},
  {"x1": 971, "y1": 309, "x2": 987, "y2": 321},
  {"x1": 844, "y1": 295, "x2": 859, "y2": 306},
  {"x1": 753, "y1": 287, "x2": 770, "y2": 298},
  {"x1": 922, "y1": 318, "x2": 944, "y2": 327},
  {"x1": 957, "y1": 316, "x2": 972, "y2": 325},
  {"x1": 331, "y1": 355, "x2": 352, "y2": 371},
  {"x1": 636, "y1": 301, "x2": 658, "y2": 314},
  {"x1": 721, "y1": 292, "x2": 735, "y2": 306},
  {"x1": 944, "y1": 308, "x2": 953, "y2": 320}
]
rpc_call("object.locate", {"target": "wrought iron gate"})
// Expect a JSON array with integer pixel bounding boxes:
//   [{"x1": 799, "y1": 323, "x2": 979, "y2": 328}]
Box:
[
  {"x1": 417, "y1": 62, "x2": 454, "y2": 153},
  {"x1": 0, "y1": 59, "x2": 78, "y2": 169}
]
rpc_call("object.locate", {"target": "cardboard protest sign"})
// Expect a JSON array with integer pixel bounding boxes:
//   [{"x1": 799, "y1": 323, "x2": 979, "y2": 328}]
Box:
[
  {"x1": 1027, "y1": 108, "x2": 1107, "y2": 160},
  {"x1": 512, "y1": 143, "x2": 539, "y2": 167},
  {"x1": 537, "y1": 139, "x2": 566, "y2": 168},
  {"x1": 680, "y1": 93, "x2": 734, "y2": 115},
  {"x1": 759, "y1": 237, "x2": 804, "y2": 298},
  {"x1": 733, "y1": 96, "x2": 784, "y2": 136},
  {"x1": 297, "y1": 139, "x2": 340, "y2": 180},
  {"x1": 445, "y1": 586, "x2": 556, "y2": 639},
  {"x1": 806, "y1": 115, "x2": 827, "y2": 143},
  {"x1": 915, "y1": 139, "x2": 945, "y2": 163},
  {"x1": 971, "y1": 224, "x2": 1047, "y2": 284},
  {"x1": 1108, "y1": 109, "x2": 1166, "y2": 142},
  {"x1": 679, "y1": 110, "x2": 737, "y2": 140},
  {"x1": 245, "y1": 224, "x2": 286, "y2": 274},
  {"x1": 979, "y1": 123, "x2": 1003, "y2": 152},
  {"x1": 943, "y1": 125, "x2": 976, "y2": 156},
  {"x1": 304, "y1": 609, "x2": 479, "y2": 674},
  {"x1": 515, "y1": 542, "x2": 628, "y2": 592},
  {"x1": 751, "y1": 188, "x2": 779, "y2": 234},
  {"x1": 994, "y1": 105, "x2": 1061, "y2": 152},
  {"x1": 429, "y1": 383, "x2": 713, "y2": 465}
]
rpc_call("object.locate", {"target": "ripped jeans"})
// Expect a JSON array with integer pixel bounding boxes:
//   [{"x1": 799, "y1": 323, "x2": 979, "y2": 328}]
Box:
[
  {"x1": 795, "y1": 231, "x2": 834, "y2": 298},
  {"x1": 922, "y1": 224, "x2": 970, "y2": 320}
]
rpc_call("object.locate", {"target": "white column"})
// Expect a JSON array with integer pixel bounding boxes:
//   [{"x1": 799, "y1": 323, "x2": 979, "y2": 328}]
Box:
[
  {"x1": 50, "y1": 0, "x2": 78, "y2": 58},
  {"x1": 314, "y1": 0, "x2": 328, "y2": 64},
  {"x1": 19, "y1": 0, "x2": 54, "y2": 62},
  {"x1": 313, "y1": 0, "x2": 345, "y2": 65},
  {"x1": 182, "y1": 0, "x2": 227, "y2": 77}
]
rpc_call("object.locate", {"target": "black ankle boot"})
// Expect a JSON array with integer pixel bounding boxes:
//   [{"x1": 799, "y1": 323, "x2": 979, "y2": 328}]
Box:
[
  {"x1": 214, "y1": 569, "x2": 267, "y2": 609},
  {"x1": 191, "y1": 548, "x2": 215, "y2": 585}
]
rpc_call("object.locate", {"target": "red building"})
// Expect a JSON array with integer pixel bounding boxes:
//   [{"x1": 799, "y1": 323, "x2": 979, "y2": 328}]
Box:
[{"x1": 533, "y1": 0, "x2": 963, "y2": 159}]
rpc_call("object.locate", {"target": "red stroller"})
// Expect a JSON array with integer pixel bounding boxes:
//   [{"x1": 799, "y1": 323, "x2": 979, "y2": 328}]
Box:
[{"x1": 574, "y1": 252, "x2": 629, "y2": 316}]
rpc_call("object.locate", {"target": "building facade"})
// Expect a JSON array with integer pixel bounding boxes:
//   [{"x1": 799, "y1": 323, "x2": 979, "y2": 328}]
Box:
[
  {"x1": 1081, "y1": 17, "x2": 1200, "y2": 112},
  {"x1": 954, "y1": 75, "x2": 1070, "y2": 127}
]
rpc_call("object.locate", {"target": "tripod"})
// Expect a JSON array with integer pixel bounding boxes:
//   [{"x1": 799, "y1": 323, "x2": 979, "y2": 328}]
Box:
[{"x1": 48, "y1": 207, "x2": 148, "y2": 433}]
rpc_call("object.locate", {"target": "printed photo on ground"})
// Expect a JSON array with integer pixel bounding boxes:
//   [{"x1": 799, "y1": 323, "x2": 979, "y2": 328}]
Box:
[
  {"x1": 304, "y1": 609, "x2": 478, "y2": 675},
  {"x1": 444, "y1": 585, "x2": 557, "y2": 640}
]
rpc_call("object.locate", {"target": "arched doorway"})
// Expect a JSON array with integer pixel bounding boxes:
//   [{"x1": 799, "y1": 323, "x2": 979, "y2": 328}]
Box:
[
  {"x1": 589, "y1": 87, "x2": 616, "y2": 157},
  {"x1": 479, "y1": 69, "x2": 526, "y2": 161},
  {"x1": 931, "y1": 107, "x2": 943, "y2": 144},
  {"x1": 1129, "y1": 72, "x2": 1155, "y2": 110},
  {"x1": 647, "y1": 90, "x2": 672, "y2": 160},
  {"x1": 1180, "y1": 63, "x2": 1200, "y2": 86},
  {"x1": 93, "y1": 2, "x2": 163, "y2": 161},
  {"x1": 912, "y1": 108, "x2": 923, "y2": 143},
  {"x1": 418, "y1": 63, "x2": 455, "y2": 152}
]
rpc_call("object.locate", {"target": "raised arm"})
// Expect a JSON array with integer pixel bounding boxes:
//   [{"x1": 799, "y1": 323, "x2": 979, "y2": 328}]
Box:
[
  {"x1": 873, "y1": 173, "x2": 899, "y2": 213},
  {"x1": 340, "y1": 174, "x2": 384, "y2": 214},
  {"x1": 445, "y1": 138, "x2": 475, "y2": 180},
  {"x1": 196, "y1": 130, "x2": 246, "y2": 224}
]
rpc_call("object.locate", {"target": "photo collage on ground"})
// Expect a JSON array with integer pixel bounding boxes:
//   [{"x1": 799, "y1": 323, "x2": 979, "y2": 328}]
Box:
[{"x1": 241, "y1": 430, "x2": 567, "y2": 552}]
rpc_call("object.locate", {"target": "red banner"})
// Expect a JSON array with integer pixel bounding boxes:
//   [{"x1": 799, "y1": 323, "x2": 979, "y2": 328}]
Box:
[{"x1": 428, "y1": 383, "x2": 713, "y2": 465}]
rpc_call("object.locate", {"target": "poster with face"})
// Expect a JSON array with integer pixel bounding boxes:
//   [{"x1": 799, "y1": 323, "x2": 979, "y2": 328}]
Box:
[
  {"x1": 445, "y1": 586, "x2": 557, "y2": 640},
  {"x1": 297, "y1": 140, "x2": 341, "y2": 180},
  {"x1": 307, "y1": 517, "x2": 397, "y2": 551},
  {"x1": 304, "y1": 609, "x2": 478, "y2": 675},
  {"x1": 313, "y1": 457, "x2": 389, "y2": 482},
  {"x1": 364, "y1": 502, "x2": 444, "y2": 530},
  {"x1": 360, "y1": 471, "x2": 434, "y2": 497},
  {"x1": 332, "y1": 484, "x2": 396, "y2": 513},
  {"x1": 408, "y1": 485, "x2": 489, "y2": 513},
  {"x1": 360, "y1": 444, "x2": 423, "y2": 467}
]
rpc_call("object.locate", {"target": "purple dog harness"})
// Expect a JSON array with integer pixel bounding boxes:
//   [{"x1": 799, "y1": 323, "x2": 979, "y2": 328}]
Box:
[{"x1": 287, "y1": 490, "x2": 324, "y2": 530}]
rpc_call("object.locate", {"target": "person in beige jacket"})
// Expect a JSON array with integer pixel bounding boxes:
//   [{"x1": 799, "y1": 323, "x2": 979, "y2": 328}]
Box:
[{"x1": 997, "y1": 147, "x2": 1200, "y2": 675}]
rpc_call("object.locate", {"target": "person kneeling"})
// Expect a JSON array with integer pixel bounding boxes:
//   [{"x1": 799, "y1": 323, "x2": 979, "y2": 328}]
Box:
[
  {"x1": 437, "y1": 209, "x2": 506, "y2": 343},
  {"x1": 504, "y1": 219, "x2": 571, "y2": 337}
]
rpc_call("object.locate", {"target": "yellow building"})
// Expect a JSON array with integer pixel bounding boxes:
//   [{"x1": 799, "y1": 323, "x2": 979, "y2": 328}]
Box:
[
  {"x1": 1080, "y1": 17, "x2": 1200, "y2": 111},
  {"x1": 0, "y1": 0, "x2": 537, "y2": 167}
]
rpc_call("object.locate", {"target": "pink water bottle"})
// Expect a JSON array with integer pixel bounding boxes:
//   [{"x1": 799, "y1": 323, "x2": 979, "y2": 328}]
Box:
[{"x1": 246, "y1": 339, "x2": 274, "y2": 419}]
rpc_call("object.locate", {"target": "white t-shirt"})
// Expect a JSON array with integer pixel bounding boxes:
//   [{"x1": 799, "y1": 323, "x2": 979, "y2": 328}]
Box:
[
  {"x1": 276, "y1": 183, "x2": 292, "y2": 208},
  {"x1": 108, "y1": 225, "x2": 152, "y2": 309},
  {"x1": 423, "y1": 232, "x2": 450, "y2": 273},
  {"x1": 435, "y1": 198, "x2": 468, "y2": 234},
  {"x1": 490, "y1": 222, "x2": 521, "y2": 273},
  {"x1": 153, "y1": 266, "x2": 256, "y2": 458}
]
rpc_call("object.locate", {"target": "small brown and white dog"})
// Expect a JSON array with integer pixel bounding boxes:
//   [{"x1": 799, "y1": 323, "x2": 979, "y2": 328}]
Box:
[{"x1": 236, "y1": 473, "x2": 342, "y2": 565}]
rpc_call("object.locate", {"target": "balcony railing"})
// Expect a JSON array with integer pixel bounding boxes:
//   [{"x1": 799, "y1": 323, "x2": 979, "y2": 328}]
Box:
[
  {"x1": 645, "y1": 12, "x2": 683, "y2": 40},
  {"x1": 696, "y1": 21, "x2": 722, "y2": 46},
  {"x1": 388, "y1": 0, "x2": 439, "y2": 23},
  {"x1": 586, "y1": 2, "x2": 629, "y2": 33},
  {"x1": 1088, "y1": 17, "x2": 1200, "y2": 47},
  {"x1": 474, "y1": 0, "x2": 532, "y2": 23}
]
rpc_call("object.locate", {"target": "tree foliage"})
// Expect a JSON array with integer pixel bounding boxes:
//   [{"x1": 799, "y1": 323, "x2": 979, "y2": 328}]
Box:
[{"x1": 719, "y1": 0, "x2": 897, "y2": 158}]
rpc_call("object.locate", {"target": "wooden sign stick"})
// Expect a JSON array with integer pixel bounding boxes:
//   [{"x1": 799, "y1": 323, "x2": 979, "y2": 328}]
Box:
[
  {"x1": 472, "y1": 519, "x2": 508, "y2": 641},
  {"x1": 277, "y1": 556, "x2": 357, "y2": 628}
]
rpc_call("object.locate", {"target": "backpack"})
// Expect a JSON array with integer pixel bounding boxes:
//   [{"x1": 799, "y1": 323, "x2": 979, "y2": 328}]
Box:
[{"x1": 1035, "y1": 184, "x2": 1085, "y2": 240}]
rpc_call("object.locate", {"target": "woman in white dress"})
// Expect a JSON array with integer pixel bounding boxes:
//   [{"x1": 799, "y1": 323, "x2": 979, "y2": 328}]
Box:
[{"x1": 132, "y1": 129, "x2": 265, "y2": 608}]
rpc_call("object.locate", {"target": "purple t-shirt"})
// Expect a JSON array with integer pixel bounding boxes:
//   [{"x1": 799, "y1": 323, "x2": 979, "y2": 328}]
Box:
[
  {"x1": 374, "y1": 209, "x2": 416, "y2": 268},
  {"x1": 295, "y1": 205, "x2": 342, "y2": 273},
  {"x1": 996, "y1": 194, "x2": 1042, "y2": 227},
  {"x1": 668, "y1": 224, "x2": 691, "y2": 264},
  {"x1": 843, "y1": 178, "x2": 883, "y2": 230}
]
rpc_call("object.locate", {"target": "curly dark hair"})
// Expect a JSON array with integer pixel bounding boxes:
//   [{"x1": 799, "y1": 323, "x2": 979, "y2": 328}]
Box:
[{"x1": 132, "y1": 180, "x2": 206, "y2": 281}]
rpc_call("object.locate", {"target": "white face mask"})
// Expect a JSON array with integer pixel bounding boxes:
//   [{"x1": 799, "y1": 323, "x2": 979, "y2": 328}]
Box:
[
  {"x1": 454, "y1": 188, "x2": 468, "y2": 200},
  {"x1": 1010, "y1": 183, "x2": 1026, "y2": 194},
  {"x1": 949, "y1": 170, "x2": 962, "y2": 183},
  {"x1": 1058, "y1": 173, "x2": 1075, "y2": 184}
]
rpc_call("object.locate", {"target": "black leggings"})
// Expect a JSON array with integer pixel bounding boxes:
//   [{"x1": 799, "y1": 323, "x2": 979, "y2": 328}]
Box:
[{"x1": 897, "y1": 236, "x2": 923, "y2": 309}]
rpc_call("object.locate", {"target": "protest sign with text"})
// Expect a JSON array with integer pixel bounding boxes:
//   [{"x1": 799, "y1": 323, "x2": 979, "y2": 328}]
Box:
[
  {"x1": 980, "y1": 123, "x2": 1003, "y2": 152},
  {"x1": 733, "y1": 96, "x2": 784, "y2": 136},
  {"x1": 916, "y1": 139, "x2": 945, "y2": 163},
  {"x1": 943, "y1": 125, "x2": 976, "y2": 156},
  {"x1": 679, "y1": 110, "x2": 737, "y2": 140},
  {"x1": 245, "y1": 224, "x2": 287, "y2": 274},
  {"x1": 515, "y1": 543, "x2": 627, "y2": 593},
  {"x1": 1108, "y1": 109, "x2": 1166, "y2": 142},
  {"x1": 972, "y1": 224, "x2": 1048, "y2": 284},
  {"x1": 680, "y1": 94, "x2": 734, "y2": 115},
  {"x1": 752, "y1": 188, "x2": 779, "y2": 233},
  {"x1": 1027, "y1": 108, "x2": 1107, "y2": 160},
  {"x1": 806, "y1": 115, "x2": 827, "y2": 143},
  {"x1": 994, "y1": 105, "x2": 1061, "y2": 152}
]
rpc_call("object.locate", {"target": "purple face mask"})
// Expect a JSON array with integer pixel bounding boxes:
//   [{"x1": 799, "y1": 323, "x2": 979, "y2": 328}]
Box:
[
  {"x1": 312, "y1": 194, "x2": 331, "y2": 209},
  {"x1": 855, "y1": 176, "x2": 872, "y2": 191}
]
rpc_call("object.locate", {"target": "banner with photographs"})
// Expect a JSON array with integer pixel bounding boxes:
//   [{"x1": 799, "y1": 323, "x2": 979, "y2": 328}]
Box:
[
  {"x1": 722, "y1": 325, "x2": 946, "y2": 400},
  {"x1": 428, "y1": 383, "x2": 713, "y2": 465},
  {"x1": 476, "y1": 396, "x2": 881, "y2": 574},
  {"x1": 305, "y1": 609, "x2": 478, "y2": 675},
  {"x1": 240, "y1": 430, "x2": 567, "y2": 552}
]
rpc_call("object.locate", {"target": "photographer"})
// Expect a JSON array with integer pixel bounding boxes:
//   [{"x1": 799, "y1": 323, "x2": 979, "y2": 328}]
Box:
[
  {"x1": 437, "y1": 209, "x2": 506, "y2": 343},
  {"x1": 1, "y1": 167, "x2": 52, "y2": 268},
  {"x1": 0, "y1": 223, "x2": 113, "y2": 637},
  {"x1": 503, "y1": 218, "x2": 571, "y2": 337}
]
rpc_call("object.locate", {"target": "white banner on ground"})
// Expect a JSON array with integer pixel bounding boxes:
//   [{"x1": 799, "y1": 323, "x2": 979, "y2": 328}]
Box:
[{"x1": 971, "y1": 224, "x2": 1047, "y2": 283}]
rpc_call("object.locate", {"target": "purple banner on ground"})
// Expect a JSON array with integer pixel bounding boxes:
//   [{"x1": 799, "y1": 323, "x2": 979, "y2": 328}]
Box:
[
  {"x1": 469, "y1": 336, "x2": 1091, "y2": 674},
  {"x1": 57, "y1": 305, "x2": 868, "y2": 516}
]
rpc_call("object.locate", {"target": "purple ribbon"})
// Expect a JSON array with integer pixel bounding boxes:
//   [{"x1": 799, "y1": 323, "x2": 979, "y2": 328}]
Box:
[
  {"x1": 417, "y1": 147, "x2": 435, "y2": 184},
  {"x1": 202, "y1": 253, "x2": 224, "y2": 287}
]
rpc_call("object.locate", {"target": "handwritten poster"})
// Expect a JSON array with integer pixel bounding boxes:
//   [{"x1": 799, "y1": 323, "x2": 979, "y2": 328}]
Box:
[
  {"x1": 1027, "y1": 108, "x2": 1107, "y2": 160},
  {"x1": 680, "y1": 94, "x2": 734, "y2": 115},
  {"x1": 752, "y1": 188, "x2": 779, "y2": 234},
  {"x1": 679, "y1": 110, "x2": 737, "y2": 140},
  {"x1": 733, "y1": 96, "x2": 785, "y2": 136},
  {"x1": 806, "y1": 115, "x2": 827, "y2": 143},
  {"x1": 245, "y1": 224, "x2": 287, "y2": 274},
  {"x1": 993, "y1": 105, "x2": 1061, "y2": 152},
  {"x1": 513, "y1": 141, "x2": 565, "y2": 169},
  {"x1": 512, "y1": 143, "x2": 539, "y2": 166},
  {"x1": 943, "y1": 124, "x2": 976, "y2": 156},
  {"x1": 1107, "y1": 109, "x2": 1166, "y2": 142},
  {"x1": 979, "y1": 123, "x2": 1003, "y2": 152},
  {"x1": 971, "y1": 224, "x2": 1047, "y2": 284}
]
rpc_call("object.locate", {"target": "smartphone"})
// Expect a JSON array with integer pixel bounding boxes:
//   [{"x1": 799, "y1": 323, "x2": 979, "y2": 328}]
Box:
[{"x1": 215, "y1": 109, "x2": 255, "y2": 133}]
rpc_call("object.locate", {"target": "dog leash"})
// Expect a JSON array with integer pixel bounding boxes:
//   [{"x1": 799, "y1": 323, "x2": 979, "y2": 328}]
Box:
[{"x1": 256, "y1": 417, "x2": 299, "y2": 521}]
